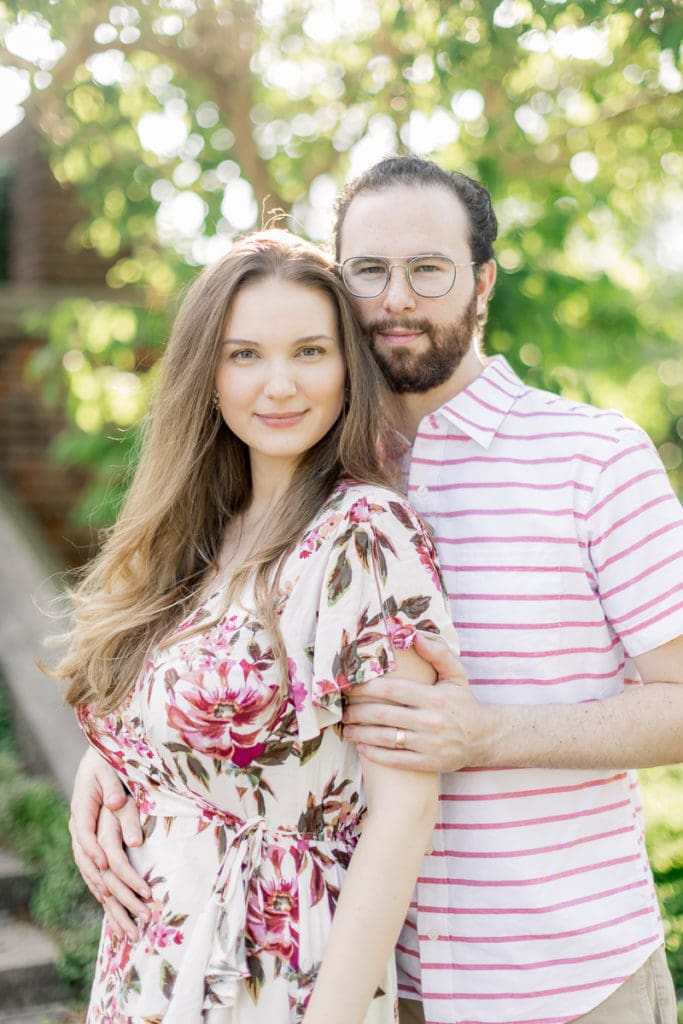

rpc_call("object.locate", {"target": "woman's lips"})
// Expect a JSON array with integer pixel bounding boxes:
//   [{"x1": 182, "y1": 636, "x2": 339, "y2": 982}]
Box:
[{"x1": 255, "y1": 412, "x2": 307, "y2": 427}]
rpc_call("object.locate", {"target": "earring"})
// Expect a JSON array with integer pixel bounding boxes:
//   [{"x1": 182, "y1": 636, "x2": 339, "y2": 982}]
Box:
[{"x1": 212, "y1": 390, "x2": 220, "y2": 410}]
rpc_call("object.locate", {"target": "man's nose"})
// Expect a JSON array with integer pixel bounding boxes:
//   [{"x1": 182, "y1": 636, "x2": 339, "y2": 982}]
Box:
[{"x1": 382, "y1": 265, "x2": 417, "y2": 314}]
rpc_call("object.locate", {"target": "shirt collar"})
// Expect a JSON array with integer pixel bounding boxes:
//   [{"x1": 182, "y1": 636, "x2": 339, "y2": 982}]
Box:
[{"x1": 424, "y1": 355, "x2": 525, "y2": 450}]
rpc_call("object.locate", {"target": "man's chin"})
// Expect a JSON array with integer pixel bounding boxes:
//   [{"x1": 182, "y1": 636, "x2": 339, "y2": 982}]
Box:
[{"x1": 373, "y1": 347, "x2": 468, "y2": 394}]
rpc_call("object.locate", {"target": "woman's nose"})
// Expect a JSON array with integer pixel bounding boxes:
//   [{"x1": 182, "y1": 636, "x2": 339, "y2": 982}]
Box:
[{"x1": 263, "y1": 365, "x2": 297, "y2": 399}]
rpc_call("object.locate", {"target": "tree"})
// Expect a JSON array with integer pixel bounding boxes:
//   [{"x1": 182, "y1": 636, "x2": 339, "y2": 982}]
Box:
[{"x1": 2, "y1": 0, "x2": 682, "y2": 524}]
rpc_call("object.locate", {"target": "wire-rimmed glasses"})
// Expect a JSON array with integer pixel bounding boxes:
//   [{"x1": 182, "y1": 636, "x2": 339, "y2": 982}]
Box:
[{"x1": 338, "y1": 254, "x2": 477, "y2": 298}]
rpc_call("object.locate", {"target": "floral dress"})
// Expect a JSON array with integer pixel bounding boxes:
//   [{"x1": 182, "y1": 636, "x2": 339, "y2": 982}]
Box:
[{"x1": 78, "y1": 482, "x2": 458, "y2": 1024}]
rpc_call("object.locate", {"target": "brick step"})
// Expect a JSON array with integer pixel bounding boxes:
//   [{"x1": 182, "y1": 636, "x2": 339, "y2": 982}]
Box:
[
  {"x1": 0, "y1": 917, "x2": 68, "y2": 1012},
  {"x1": 0, "y1": 852, "x2": 32, "y2": 917},
  {"x1": 0, "y1": 852, "x2": 69, "y2": 1014},
  {"x1": 0, "y1": 1004, "x2": 77, "y2": 1024}
]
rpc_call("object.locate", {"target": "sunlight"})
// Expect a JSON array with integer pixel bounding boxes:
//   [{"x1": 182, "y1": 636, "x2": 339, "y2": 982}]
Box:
[
  {"x1": 156, "y1": 191, "x2": 208, "y2": 242},
  {"x1": 4, "y1": 13, "x2": 65, "y2": 67},
  {"x1": 220, "y1": 179, "x2": 258, "y2": 232},
  {"x1": 570, "y1": 151, "x2": 599, "y2": 182},
  {"x1": 451, "y1": 90, "x2": 485, "y2": 123},
  {"x1": 0, "y1": 68, "x2": 30, "y2": 135},
  {"x1": 552, "y1": 26, "x2": 609, "y2": 62},
  {"x1": 347, "y1": 115, "x2": 397, "y2": 178},
  {"x1": 401, "y1": 110, "x2": 459, "y2": 154},
  {"x1": 137, "y1": 110, "x2": 189, "y2": 158},
  {"x1": 86, "y1": 50, "x2": 128, "y2": 88}
]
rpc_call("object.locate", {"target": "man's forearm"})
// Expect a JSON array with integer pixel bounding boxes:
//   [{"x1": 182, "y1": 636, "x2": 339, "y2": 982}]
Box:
[{"x1": 482, "y1": 682, "x2": 683, "y2": 771}]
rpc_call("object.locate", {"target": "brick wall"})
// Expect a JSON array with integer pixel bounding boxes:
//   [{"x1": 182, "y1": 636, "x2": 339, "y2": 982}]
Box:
[
  {"x1": 0, "y1": 121, "x2": 118, "y2": 565},
  {"x1": 1, "y1": 121, "x2": 112, "y2": 287},
  {"x1": 0, "y1": 331, "x2": 94, "y2": 565}
]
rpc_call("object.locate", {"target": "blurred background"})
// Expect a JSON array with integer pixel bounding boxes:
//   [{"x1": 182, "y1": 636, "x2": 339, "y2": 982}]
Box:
[{"x1": 0, "y1": 0, "x2": 681, "y2": 1011}]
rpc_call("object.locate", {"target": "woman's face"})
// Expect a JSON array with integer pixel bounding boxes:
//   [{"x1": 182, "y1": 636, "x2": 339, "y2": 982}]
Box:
[{"x1": 216, "y1": 276, "x2": 346, "y2": 481}]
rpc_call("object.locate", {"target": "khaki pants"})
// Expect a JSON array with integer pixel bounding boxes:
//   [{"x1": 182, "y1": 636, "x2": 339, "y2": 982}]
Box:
[{"x1": 397, "y1": 945, "x2": 677, "y2": 1024}]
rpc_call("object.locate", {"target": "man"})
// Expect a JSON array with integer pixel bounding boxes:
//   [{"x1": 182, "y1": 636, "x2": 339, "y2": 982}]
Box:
[{"x1": 70, "y1": 156, "x2": 683, "y2": 1023}]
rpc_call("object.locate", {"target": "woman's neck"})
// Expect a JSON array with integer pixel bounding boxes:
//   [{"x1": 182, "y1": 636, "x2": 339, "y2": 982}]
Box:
[{"x1": 247, "y1": 456, "x2": 297, "y2": 519}]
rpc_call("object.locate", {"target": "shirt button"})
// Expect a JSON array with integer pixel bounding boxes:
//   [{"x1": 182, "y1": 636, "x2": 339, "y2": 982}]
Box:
[
  {"x1": 416, "y1": 485, "x2": 428, "y2": 498},
  {"x1": 425, "y1": 846, "x2": 433, "y2": 856},
  {"x1": 428, "y1": 928, "x2": 440, "y2": 941}
]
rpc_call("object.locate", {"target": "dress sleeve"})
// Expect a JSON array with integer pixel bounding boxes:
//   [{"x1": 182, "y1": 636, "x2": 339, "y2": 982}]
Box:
[{"x1": 293, "y1": 491, "x2": 458, "y2": 740}]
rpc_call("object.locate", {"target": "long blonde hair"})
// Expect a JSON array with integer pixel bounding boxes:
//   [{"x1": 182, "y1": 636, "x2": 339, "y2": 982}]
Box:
[{"x1": 55, "y1": 231, "x2": 400, "y2": 713}]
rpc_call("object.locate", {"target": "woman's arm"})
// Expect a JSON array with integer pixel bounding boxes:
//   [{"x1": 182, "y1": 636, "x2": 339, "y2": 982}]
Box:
[{"x1": 302, "y1": 645, "x2": 438, "y2": 1024}]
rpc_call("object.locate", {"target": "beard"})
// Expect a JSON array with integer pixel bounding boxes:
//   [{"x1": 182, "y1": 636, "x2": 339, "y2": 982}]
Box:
[{"x1": 368, "y1": 292, "x2": 479, "y2": 394}]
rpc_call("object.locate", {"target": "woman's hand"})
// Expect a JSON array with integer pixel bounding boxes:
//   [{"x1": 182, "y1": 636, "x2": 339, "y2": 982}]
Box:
[{"x1": 69, "y1": 748, "x2": 151, "y2": 939}]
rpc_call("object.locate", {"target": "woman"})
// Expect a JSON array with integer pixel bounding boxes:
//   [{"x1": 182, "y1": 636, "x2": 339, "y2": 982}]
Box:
[{"x1": 54, "y1": 231, "x2": 458, "y2": 1024}]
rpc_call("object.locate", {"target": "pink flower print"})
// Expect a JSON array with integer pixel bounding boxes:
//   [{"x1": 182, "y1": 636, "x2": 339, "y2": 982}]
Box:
[
  {"x1": 288, "y1": 659, "x2": 308, "y2": 713},
  {"x1": 299, "y1": 535, "x2": 317, "y2": 560},
  {"x1": 247, "y1": 844, "x2": 299, "y2": 969},
  {"x1": 415, "y1": 534, "x2": 442, "y2": 591},
  {"x1": 299, "y1": 512, "x2": 342, "y2": 560},
  {"x1": 313, "y1": 675, "x2": 341, "y2": 702},
  {"x1": 104, "y1": 929, "x2": 132, "y2": 975},
  {"x1": 386, "y1": 616, "x2": 415, "y2": 650},
  {"x1": 347, "y1": 498, "x2": 372, "y2": 524},
  {"x1": 140, "y1": 882, "x2": 187, "y2": 954},
  {"x1": 127, "y1": 781, "x2": 157, "y2": 815},
  {"x1": 166, "y1": 661, "x2": 282, "y2": 762}
]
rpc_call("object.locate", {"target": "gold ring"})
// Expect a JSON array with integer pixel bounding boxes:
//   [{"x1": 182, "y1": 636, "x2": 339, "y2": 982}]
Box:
[{"x1": 395, "y1": 728, "x2": 407, "y2": 750}]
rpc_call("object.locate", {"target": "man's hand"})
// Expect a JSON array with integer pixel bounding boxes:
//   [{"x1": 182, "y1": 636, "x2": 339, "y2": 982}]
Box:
[
  {"x1": 343, "y1": 633, "x2": 494, "y2": 772},
  {"x1": 70, "y1": 748, "x2": 151, "y2": 940}
]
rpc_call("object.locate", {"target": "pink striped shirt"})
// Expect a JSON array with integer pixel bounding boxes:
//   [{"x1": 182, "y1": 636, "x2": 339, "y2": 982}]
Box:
[{"x1": 397, "y1": 356, "x2": 683, "y2": 1024}]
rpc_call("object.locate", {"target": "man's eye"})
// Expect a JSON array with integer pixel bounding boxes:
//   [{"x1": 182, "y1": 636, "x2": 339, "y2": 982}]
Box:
[
  {"x1": 355, "y1": 263, "x2": 385, "y2": 275},
  {"x1": 413, "y1": 262, "x2": 440, "y2": 274}
]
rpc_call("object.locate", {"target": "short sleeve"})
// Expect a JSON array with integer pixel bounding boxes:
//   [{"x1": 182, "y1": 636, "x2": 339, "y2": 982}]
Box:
[
  {"x1": 293, "y1": 490, "x2": 458, "y2": 741},
  {"x1": 586, "y1": 422, "x2": 683, "y2": 657}
]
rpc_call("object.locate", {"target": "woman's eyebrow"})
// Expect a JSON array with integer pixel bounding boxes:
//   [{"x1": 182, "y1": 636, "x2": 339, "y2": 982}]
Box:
[{"x1": 222, "y1": 333, "x2": 335, "y2": 346}]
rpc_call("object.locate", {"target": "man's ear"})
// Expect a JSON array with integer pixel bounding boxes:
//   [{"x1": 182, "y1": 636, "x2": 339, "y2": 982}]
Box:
[{"x1": 476, "y1": 259, "x2": 497, "y2": 318}]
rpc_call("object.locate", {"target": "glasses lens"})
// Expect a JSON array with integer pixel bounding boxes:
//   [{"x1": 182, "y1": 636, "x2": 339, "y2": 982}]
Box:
[
  {"x1": 342, "y1": 258, "x2": 389, "y2": 297},
  {"x1": 407, "y1": 256, "x2": 456, "y2": 297}
]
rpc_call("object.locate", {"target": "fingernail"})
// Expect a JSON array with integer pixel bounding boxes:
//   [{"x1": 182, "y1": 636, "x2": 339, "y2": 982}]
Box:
[{"x1": 125, "y1": 834, "x2": 141, "y2": 846}]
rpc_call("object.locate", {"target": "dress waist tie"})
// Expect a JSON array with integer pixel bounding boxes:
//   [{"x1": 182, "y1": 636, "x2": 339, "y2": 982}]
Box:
[{"x1": 163, "y1": 814, "x2": 267, "y2": 1024}]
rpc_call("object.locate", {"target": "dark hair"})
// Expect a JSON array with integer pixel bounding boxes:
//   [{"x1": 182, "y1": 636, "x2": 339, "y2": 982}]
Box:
[{"x1": 334, "y1": 155, "x2": 498, "y2": 265}]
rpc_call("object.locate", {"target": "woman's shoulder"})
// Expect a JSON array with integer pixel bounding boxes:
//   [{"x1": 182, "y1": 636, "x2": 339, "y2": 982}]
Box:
[{"x1": 326, "y1": 478, "x2": 419, "y2": 526}]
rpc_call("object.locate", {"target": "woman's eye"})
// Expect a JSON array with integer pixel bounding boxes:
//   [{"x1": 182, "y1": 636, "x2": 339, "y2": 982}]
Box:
[
  {"x1": 298, "y1": 346, "x2": 323, "y2": 357},
  {"x1": 231, "y1": 349, "x2": 256, "y2": 361}
]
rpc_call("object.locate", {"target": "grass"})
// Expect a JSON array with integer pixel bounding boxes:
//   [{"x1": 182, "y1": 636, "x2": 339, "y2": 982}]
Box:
[{"x1": 640, "y1": 763, "x2": 683, "y2": 1016}]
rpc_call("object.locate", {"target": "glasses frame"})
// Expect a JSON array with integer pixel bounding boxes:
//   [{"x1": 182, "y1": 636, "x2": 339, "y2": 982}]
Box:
[{"x1": 337, "y1": 254, "x2": 478, "y2": 299}]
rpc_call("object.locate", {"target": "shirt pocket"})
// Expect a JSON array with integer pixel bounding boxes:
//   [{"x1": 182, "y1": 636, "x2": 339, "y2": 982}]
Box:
[{"x1": 450, "y1": 546, "x2": 565, "y2": 699}]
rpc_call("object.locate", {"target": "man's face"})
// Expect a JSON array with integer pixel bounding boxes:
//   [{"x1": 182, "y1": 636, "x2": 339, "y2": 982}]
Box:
[{"x1": 338, "y1": 184, "x2": 483, "y2": 394}]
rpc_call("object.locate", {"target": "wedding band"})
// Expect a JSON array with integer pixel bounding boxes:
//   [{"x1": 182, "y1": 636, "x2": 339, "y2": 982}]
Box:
[{"x1": 395, "y1": 728, "x2": 407, "y2": 750}]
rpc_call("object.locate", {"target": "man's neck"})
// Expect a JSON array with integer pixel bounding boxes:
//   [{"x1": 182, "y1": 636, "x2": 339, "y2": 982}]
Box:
[{"x1": 399, "y1": 347, "x2": 486, "y2": 441}]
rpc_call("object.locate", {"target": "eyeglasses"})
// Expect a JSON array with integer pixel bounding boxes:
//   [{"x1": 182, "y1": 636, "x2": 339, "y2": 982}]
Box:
[{"x1": 337, "y1": 254, "x2": 477, "y2": 299}]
